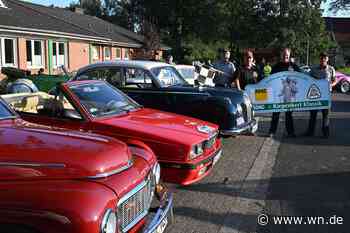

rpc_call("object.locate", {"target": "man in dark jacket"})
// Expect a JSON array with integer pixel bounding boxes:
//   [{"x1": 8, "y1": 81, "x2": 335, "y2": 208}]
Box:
[
  {"x1": 304, "y1": 52, "x2": 336, "y2": 138},
  {"x1": 269, "y1": 48, "x2": 301, "y2": 137},
  {"x1": 236, "y1": 50, "x2": 260, "y2": 90}
]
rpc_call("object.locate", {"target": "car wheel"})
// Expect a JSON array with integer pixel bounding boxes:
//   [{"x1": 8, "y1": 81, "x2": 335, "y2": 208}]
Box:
[{"x1": 340, "y1": 80, "x2": 350, "y2": 93}]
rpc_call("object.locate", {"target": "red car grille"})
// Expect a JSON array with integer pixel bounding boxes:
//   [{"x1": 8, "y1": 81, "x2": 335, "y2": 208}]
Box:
[{"x1": 118, "y1": 178, "x2": 153, "y2": 232}]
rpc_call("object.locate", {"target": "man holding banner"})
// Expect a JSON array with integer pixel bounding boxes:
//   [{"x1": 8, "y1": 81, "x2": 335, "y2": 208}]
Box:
[
  {"x1": 304, "y1": 52, "x2": 336, "y2": 138},
  {"x1": 268, "y1": 48, "x2": 301, "y2": 137}
]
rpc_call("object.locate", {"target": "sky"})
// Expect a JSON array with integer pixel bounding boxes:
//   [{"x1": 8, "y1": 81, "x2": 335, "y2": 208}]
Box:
[{"x1": 26, "y1": 0, "x2": 350, "y2": 18}]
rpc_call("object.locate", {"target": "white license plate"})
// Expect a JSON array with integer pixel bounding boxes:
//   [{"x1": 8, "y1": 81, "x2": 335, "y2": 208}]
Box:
[
  {"x1": 153, "y1": 216, "x2": 168, "y2": 233},
  {"x1": 213, "y1": 150, "x2": 222, "y2": 165},
  {"x1": 236, "y1": 117, "x2": 245, "y2": 126}
]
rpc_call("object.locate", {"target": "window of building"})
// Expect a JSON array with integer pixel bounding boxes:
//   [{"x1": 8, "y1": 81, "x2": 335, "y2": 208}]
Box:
[
  {"x1": 92, "y1": 45, "x2": 100, "y2": 60},
  {"x1": 52, "y1": 41, "x2": 67, "y2": 68},
  {"x1": 0, "y1": 38, "x2": 17, "y2": 67},
  {"x1": 115, "y1": 48, "x2": 121, "y2": 59},
  {"x1": 104, "y1": 47, "x2": 111, "y2": 60},
  {"x1": 124, "y1": 48, "x2": 130, "y2": 60},
  {"x1": 26, "y1": 40, "x2": 44, "y2": 68}
]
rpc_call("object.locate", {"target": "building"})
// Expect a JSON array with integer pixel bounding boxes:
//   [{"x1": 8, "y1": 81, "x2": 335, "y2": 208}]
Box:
[
  {"x1": 325, "y1": 17, "x2": 350, "y2": 66},
  {"x1": 0, "y1": 0, "x2": 169, "y2": 79}
]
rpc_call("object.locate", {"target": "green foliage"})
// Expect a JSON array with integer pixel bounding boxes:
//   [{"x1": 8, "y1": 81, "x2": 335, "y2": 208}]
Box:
[
  {"x1": 337, "y1": 67, "x2": 350, "y2": 75},
  {"x1": 72, "y1": 0, "x2": 334, "y2": 65}
]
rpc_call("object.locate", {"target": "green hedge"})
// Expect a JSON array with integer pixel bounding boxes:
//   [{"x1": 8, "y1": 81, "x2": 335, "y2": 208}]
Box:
[{"x1": 337, "y1": 67, "x2": 350, "y2": 75}]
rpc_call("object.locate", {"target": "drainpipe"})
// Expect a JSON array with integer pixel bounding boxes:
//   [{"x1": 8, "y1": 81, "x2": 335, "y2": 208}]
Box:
[{"x1": 48, "y1": 39, "x2": 53, "y2": 75}]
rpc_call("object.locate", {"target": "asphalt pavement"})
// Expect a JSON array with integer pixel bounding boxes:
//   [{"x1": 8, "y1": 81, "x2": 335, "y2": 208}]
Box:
[{"x1": 166, "y1": 93, "x2": 350, "y2": 233}]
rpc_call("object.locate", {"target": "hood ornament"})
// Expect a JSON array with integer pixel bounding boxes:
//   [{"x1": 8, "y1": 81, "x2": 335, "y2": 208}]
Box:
[{"x1": 197, "y1": 125, "x2": 215, "y2": 134}]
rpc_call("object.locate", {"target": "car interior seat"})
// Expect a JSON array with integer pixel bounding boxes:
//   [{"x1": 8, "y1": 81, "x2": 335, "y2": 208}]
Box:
[
  {"x1": 38, "y1": 98, "x2": 64, "y2": 117},
  {"x1": 21, "y1": 95, "x2": 40, "y2": 113}
]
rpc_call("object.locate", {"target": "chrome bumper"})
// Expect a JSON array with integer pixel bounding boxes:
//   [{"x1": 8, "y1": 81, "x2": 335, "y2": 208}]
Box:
[
  {"x1": 220, "y1": 119, "x2": 258, "y2": 136},
  {"x1": 143, "y1": 192, "x2": 174, "y2": 233}
]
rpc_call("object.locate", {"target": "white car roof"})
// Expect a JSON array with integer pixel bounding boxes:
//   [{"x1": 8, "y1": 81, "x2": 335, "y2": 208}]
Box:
[{"x1": 79, "y1": 60, "x2": 173, "y2": 72}]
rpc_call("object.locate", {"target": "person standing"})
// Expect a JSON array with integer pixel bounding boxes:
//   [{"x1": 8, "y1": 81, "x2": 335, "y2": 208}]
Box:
[
  {"x1": 166, "y1": 55, "x2": 175, "y2": 65},
  {"x1": 236, "y1": 50, "x2": 260, "y2": 90},
  {"x1": 269, "y1": 48, "x2": 301, "y2": 137},
  {"x1": 212, "y1": 48, "x2": 237, "y2": 88},
  {"x1": 304, "y1": 52, "x2": 336, "y2": 138}
]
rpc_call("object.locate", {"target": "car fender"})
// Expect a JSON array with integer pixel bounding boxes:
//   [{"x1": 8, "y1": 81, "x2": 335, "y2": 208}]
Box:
[
  {"x1": 0, "y1": 180, "x2": 117, "y2": 233},
  {"x1": 126, "y1": 139, "x2": 157, "y2": 166}
]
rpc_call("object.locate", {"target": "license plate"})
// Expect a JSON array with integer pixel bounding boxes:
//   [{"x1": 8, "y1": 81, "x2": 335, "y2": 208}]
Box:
[
  {"x1": 213, "y1": 150, "x2": 222, "y2": 165},
  {"x1": 236, "y1": 117, "x2": 245, "y2": 126},
  {"x1": 153, "y1": 216, "x2": 168, "y2": 233}
]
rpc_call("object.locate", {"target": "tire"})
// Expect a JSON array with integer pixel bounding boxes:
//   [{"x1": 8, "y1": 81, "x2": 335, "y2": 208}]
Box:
[
  {"x1": 340, "y1": 80, "x2": 350, "y2": 93},
  {"x1": 0, "y1": 224, "x2": 39, "y2": 233}
]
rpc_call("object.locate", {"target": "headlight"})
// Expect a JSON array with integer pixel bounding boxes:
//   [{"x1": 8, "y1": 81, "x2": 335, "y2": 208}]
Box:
[
  {"x1": 101, "y1": 209, "x2": 117, "y2": 233},
  {"x1": 190, "y1": 142, "x2": 204, "y2": 159},
  {"x1": 152, "y1": 162, "x2": 161, "y2": 185}
]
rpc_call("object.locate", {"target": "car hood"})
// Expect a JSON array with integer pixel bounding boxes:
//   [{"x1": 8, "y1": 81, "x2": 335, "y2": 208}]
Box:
[
  {"x1": 97, "y1": 108, "x2": 218, "y2": 144},
  {"x1": 0, "y1": 119, "x2": 132, "y2": 180}
]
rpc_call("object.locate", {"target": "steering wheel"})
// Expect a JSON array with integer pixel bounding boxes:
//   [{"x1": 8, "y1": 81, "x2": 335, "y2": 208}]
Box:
[{"x1": 104, "y1": 100, "x2": 118, "y2": 112}]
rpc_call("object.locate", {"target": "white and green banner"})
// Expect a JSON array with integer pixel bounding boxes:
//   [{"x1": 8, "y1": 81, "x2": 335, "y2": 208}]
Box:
[{"x1": 245, "y1": 71, "x2": 331, "y2": 113}]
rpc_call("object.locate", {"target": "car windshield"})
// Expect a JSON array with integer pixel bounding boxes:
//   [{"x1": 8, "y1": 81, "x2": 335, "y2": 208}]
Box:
[
  {"x1": 151, "y1": 66, "x2": 186, "y2": 87},
  {"x1": 69, "y1": 82, "x2": 140, "y2": 118},
  {"x1": 0, "y1": 99, "x2": 15, "y2": 120}
]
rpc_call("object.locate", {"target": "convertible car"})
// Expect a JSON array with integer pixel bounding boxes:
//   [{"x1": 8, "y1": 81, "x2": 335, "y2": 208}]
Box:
[
  {"x1": 2, "y1": 80, "x2": 222, "y2": 186},
  {"x1": 73, "y1": 60, "x2": 258, "y2": 136},
  {"x1": 0, "y1": 97, "x2": 172, "y2": 233}
]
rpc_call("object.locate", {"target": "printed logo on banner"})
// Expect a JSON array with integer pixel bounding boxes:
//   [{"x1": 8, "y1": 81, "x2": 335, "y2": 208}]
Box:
[{"x1": 307, "y1": 84, "x2": 321, "y2": 99}]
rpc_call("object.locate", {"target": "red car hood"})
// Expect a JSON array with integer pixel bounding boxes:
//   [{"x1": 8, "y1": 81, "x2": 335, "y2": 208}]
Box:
[
  {"x1": 0, "y1": 119, "x2": 132, "y2": 180},
  {"x1": 97, "y1": 108, "x2": 219, "y2": 144}
]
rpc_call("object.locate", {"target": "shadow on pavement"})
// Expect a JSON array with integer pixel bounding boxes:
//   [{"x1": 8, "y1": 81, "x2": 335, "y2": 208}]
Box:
[{"x1": 176, "y1": 172, "x2": 350, "y2": 232}]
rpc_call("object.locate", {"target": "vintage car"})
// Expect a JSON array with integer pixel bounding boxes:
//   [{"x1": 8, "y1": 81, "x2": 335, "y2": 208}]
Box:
[
  {"x1": 0, "y1": 97, "x2": 172, "y2": 233},
  {"x1": 335, "y1": 71, "x2": 350, "y2": 93},
  {"x1": 73, "y1": 60, "x2": 258, "y2": 136},
  {"x1": 2, "y1": 80, "x2": 222, "y2": 186}
]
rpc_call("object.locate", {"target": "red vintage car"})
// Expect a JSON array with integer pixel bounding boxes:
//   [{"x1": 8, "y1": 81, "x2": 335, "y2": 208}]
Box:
[
  {"x1": 0, "y1": 98, "x2": 172, "y2": 233},
  {"x1": 2, "y1": 80, "x2": 222, "y2": 186}
]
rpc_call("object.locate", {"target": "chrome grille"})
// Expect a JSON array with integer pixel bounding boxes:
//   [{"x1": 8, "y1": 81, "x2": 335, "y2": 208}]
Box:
[
  {"x1": 118, "y1": 177, "x2": 153, "y2": 232},
  {"x1": 204, "y1": 132, "x2": 218, "y2": 149}
]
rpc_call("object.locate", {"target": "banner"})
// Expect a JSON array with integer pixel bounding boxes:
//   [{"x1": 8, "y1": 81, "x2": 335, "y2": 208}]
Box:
[{"x1": 245, "y1": 71, "x2": 331, "y2": 113}]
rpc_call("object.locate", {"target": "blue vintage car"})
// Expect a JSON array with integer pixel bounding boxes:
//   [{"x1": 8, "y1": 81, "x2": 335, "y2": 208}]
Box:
[{"x1": 73, "y1": 60, "x2": 258, "y2": 136}]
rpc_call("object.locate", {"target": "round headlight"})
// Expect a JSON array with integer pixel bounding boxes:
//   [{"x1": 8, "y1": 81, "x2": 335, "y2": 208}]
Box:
[
  {"x1": 152, "y1": 162, "x2": 161, "y2": 185},
  {"x1": 101, "y1": 209, "x2": 117, "y2": 233}
]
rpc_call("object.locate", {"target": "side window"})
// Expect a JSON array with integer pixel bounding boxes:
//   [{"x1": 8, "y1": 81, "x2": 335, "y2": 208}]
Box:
[
  {"x1": 76, "y1": 68, "x2": 123, "y2": 87},
  {"x1": 76, "y1": 70, "x2": 100, "y2": 81},
  {"x1": 125, "y1": 68, "x2": 152, "y2": 88},
  {"x1": 98, "y1": 68, "x2": 123, "y2": 87}
]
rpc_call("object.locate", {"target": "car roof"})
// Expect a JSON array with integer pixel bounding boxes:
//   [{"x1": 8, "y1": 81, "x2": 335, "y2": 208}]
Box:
[
  {"x1": 175, "y1": 64, "x2": 195, "y2": 69},
  {"x1": 77, "y1": 60, "x2": 173, "y2": 73}
]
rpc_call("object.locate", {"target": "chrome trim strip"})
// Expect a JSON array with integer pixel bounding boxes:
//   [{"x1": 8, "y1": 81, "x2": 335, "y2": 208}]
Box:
[
  {"x1": 23, "y1": 128, "x2": 110, "y2": 143},
  {"x1": 88, "y1": 160, "x2": 133, "y2": 179},
  {"x1": 117, "y1": 179, "x2": 147, "y2": 206},
  {"x1": 0, "y1": 162, "x2": 66, "y2": 168}
]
